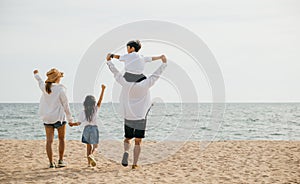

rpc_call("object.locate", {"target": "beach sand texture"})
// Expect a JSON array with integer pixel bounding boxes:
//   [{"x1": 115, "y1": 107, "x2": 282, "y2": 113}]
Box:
[{"x1": 0, "y1": 140, "x2": 299, "y2": 183}]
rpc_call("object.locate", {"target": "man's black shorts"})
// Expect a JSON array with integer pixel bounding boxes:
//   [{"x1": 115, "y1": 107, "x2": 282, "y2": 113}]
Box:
[{"x1": 124, "y1": 119, "x2": 146, "y2": 139}]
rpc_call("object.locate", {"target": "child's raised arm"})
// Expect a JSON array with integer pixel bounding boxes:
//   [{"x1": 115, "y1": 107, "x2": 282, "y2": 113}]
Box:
[
  {"x1": 151, "y1": 55, "x2": 166, "y2": 62},
  {"x1": 97, "y1": 84, "x2": 106, "y2": 108},
  {"x1": 107, "y1": 53, "x2": 120, "y2": 60}
]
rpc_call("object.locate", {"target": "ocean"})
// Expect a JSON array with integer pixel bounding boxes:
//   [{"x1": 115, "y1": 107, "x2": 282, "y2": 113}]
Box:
[{"x1": 0, "y1": 103, "x2": 299, "y2": 141}]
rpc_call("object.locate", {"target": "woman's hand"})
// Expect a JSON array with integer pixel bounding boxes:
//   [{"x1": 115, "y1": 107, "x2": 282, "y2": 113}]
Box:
[{"x1": 33, "y1": 70, "x2": 39, "y2": 74}]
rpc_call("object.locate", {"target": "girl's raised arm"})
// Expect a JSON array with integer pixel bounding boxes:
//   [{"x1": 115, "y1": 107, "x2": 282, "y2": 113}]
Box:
[{"x1": 97, "y1": 84, "x2": 106, "y2": 108}]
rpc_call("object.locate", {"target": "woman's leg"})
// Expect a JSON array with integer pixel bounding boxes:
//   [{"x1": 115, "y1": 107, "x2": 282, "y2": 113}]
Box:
[
  {"x1": 57, "y1": 125, "x2": 66, "y2": 161},
  {"x1": 45, "y1": 126, "x2": 55, "y2": 164}
]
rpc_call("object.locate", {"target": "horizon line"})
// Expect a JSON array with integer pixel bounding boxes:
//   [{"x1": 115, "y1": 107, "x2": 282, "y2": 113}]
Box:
[{"x1": 0, "y1": 101, "x2": 300, "y2": 104}]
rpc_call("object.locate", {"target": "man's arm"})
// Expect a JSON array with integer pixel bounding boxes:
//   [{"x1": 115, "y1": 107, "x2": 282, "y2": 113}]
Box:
[
  {"x1": 140, "y1": 56, "x2": 167, "y2": 88},
  {"x1": 106, "y1": 59, "x2": 127, "y2": 86},
  {"x1": 97, "y1": 84, "x2": 106, "y2": 108}
]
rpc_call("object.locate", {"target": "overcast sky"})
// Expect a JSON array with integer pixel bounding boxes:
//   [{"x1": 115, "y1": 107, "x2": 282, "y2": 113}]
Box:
[{"x1": 0, "y1": 0, "x2": 299, "y2": 103}]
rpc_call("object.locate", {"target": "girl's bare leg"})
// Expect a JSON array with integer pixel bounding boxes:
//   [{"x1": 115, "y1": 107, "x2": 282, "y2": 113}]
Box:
[
  {"x1": 87, "y1": 144, "x2": 97, "y2": 167},
  {"x1": 91, "y1": 144, "x2": 98, "y2": 155},
  {"x1": 87, "y1": 144, "x2": 92, "y2": 165}
]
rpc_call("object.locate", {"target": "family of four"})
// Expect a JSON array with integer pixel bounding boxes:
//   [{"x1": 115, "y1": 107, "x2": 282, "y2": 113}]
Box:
[{"x1": 33, "y1": 40, "x2": 167, "y2": 169}]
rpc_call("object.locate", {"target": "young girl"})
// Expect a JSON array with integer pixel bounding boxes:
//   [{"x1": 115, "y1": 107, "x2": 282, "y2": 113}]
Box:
[{"x1": 69, "y1": 84, "x2": 106, "y2": 167}]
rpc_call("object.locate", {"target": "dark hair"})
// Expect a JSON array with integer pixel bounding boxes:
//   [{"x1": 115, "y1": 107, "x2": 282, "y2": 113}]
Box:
[
  {"x1": 127, "y1": 40, "x2": 141, "y2": 52},
  {"x1": 83, "y1": 95, "x2": 96, "y2": 122},
  {"x1": 45, "y1": 82, "x2": 52, "y2": 94}
]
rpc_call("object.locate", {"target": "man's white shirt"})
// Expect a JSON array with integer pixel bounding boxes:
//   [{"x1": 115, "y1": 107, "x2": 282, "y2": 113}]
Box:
[{"x1": 107, "y1": 60, "x2": 167, "y2": 120}]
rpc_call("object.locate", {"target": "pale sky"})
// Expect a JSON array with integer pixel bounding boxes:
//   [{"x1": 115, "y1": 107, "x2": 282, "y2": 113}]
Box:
[{"x1": 0, "y1": 0, "x2": 300, "y2": 103}]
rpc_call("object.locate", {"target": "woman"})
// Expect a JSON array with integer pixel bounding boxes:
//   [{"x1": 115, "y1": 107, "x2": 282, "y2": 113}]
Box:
[{"x1": 33, "y1": 68, "x2": 73, "y2": 168}]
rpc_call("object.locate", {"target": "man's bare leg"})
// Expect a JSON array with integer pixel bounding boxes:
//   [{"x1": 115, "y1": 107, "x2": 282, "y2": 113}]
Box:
[
  {"x1": 124, "y1": 138, "x2": 131, "y2": 152},
  {"x1": 133, "y1": 138, "x2": 142, "y2": 168},
  {"x1": 122, "y1": 138, "x2": 131, "y2": 167}
]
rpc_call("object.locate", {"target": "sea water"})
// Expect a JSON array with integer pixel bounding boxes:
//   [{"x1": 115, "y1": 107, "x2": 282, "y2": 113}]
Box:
[{"x1": 0, "y1": 103, "x2": 299, "y2": 141}]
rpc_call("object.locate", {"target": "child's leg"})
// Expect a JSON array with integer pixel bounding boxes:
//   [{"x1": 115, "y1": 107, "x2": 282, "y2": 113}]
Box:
[
  {"x1": 91, "y1": 144, "x2": 98, "y2": 155},
  {"x1": 87, "y1": 144, "x2": 97, "y2": 167},
  {"x1": 86, "y1": 144, "x2": 92, "y2": 165}
]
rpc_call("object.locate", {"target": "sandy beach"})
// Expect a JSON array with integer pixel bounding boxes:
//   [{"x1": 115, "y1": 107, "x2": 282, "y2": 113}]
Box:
[{"x1": 0, "y1": 140, "x2": 299, "y2": 183}]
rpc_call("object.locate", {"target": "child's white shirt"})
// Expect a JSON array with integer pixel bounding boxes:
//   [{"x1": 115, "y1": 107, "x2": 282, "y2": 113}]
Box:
[
  {"x1": 78, "y1": 106, "x2": 99, "y2": 127},
  {"x1": 119, "y1": 52, "x2": 152, "y2": 74}
]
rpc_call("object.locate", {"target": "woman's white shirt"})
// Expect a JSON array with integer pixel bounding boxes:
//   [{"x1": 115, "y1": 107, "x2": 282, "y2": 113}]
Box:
[{"x1": 34, "y1": 74, "x2": 73, "y2": 124}]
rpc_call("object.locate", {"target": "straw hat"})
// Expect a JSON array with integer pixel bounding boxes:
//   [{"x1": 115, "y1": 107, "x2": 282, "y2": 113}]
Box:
[{"x1": 45, "y1": 68, "x2": 64, "y2": 83}]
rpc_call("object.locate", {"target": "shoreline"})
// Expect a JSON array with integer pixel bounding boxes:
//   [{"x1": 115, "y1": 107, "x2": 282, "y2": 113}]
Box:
[{"x1": 0, "y1": 140, "x2": 299, "y2": 183}]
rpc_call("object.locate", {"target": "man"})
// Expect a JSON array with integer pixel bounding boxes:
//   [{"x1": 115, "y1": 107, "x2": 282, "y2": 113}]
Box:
[{"x1": 106, "y1": 53, "x2": 167, "y2": 169}]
